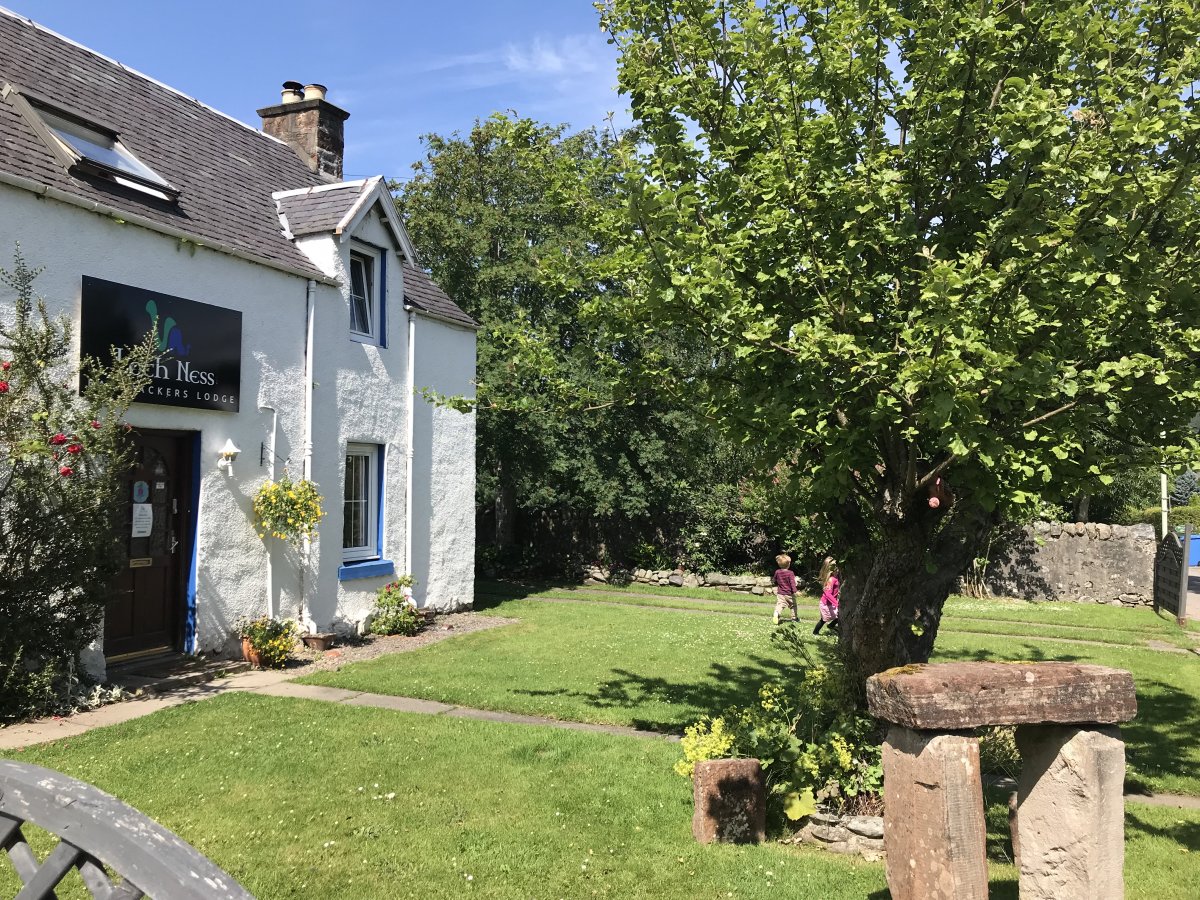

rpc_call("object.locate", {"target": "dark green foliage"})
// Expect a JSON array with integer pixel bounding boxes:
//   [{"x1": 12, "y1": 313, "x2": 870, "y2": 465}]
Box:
[
  {"x1": 594, "y1": 0, "x2": 1200, "y2": 680},
  {"x1": 397, "y1": 115, "x2": 787, "y2": 574},
  {"x1": 0, "y1": 251, "x2": 151, "y2": 721}
]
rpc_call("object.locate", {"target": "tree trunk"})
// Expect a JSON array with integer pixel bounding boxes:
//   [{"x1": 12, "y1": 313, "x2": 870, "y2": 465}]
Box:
[
  {"x1": 839, "y1": 500, "x2": 994, "y2": 695},
  {"x1": 494, "y1": 482, "x2": 516, "y2": 551}
]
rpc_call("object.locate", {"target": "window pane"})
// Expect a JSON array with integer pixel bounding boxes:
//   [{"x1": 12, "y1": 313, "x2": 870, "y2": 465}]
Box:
[
  {"x1": 42, "y1": 110, "x2": 169, "y2": 186},
  {"x1": 350, "y1": 295, "x2": 370, "y2": 333},
  {"x1": 343, "y1": 453, "x2": 369, "y2": 549},
  {"x1": 349, "y1": 255, "x2": 373, "y2": 336}
]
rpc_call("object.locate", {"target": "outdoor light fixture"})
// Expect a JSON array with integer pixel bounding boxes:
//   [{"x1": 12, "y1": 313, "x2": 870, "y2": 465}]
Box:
[{"x1": 217, "y1": 438, "x2": 241, "y2": 475}]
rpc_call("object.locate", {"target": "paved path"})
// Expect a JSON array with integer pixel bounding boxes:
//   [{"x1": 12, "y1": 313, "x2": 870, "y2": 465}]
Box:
[{"x1": 0, "y1": 668, "x2": 675, "y2": 752}]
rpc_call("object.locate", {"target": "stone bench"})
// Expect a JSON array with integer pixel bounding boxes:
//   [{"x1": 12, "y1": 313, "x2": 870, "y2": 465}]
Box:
[{"x1": 866, "y1": 662, "x2": 1136, "y2": 900}]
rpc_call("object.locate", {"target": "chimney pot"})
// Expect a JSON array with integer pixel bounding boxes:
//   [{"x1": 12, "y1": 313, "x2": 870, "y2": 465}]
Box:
[
  {"x1": 303, "y1": 83, "x2": 328, "y2": 102},
  {"x1": 281, "y1": 81, "x2": 304, "y2": 104}
]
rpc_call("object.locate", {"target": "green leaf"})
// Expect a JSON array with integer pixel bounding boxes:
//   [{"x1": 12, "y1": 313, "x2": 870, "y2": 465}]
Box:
[{"x1": 784, "y1": 789, "x2": 818, "y2": 821}]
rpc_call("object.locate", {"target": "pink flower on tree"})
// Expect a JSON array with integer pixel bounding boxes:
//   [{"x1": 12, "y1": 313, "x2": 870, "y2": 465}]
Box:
[
  {"x1": 58, "y1": 465, "x2": 73, "y2": 477},
  {"x1": 66, "y1": 443, "x2": 83, "y2": 454},
  {"x1": 90, "y1": 420, "x2": 101, "y2": 429},
  {"x1": 49, "y1": 433, "x2": 68, "y2": 446},
  {"x1": 0, "y1": 381, "x2": 9, "y2": 393}
]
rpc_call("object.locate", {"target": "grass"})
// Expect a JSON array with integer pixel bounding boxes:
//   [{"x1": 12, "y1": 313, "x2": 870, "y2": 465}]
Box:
[
  {"x1": 305, "y1": 582, "x2": 1200, "y2": 796},
  {"x1": 503, "y1": 582, "x2": 1200, "y2": 650},
  {"x1": 2, "y1": 695, "x2": 1195, "y2": 899},
  {"x1": 0, "y1": 693, "x2": 889, "y2": 900}
]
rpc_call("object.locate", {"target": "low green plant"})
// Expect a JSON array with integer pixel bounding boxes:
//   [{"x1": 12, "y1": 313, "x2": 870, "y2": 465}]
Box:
[
  {"x1": 236, "y1": 616, "x2": 298, "y2": 669},
  {"x1": 675, "y1": 634, "x2": 882, "y2": 823},
  {"x1": 369, "y1": 576, "x2": 422, "y2": 636},
  {"x1": 1130, "y1": 503, "x2": 1200, "y2": 530}
]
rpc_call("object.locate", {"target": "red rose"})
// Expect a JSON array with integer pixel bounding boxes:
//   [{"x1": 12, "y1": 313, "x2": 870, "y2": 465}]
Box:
[
  {"x1": 90, "y1": 420, "x2": 101, "y2": 429},
  {"x1": 67, "y1": 443, "x2": 83, "y2": 454},
  {"x1": 49, "y1": 433, "x2": 67, "y2": 446},
  {"x1": 1, "y1": 361, "x2": 9, "y2": 370},
  {"x1": 59, "y1": 465, "x2": 73, "y2": 477},
  {"x1": 0, "y1": 381, "x2": 8, "y2": 393}
]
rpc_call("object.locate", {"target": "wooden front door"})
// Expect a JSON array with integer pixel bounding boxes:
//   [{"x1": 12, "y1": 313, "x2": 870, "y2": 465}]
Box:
[{"x1": 104, "y1": 431, "x2": 192, "y2": 659}]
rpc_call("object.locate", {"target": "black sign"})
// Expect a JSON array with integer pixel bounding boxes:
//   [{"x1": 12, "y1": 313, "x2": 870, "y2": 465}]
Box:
[{"x1": 81, "y1": 277, "x2": 242, "y2": 412}]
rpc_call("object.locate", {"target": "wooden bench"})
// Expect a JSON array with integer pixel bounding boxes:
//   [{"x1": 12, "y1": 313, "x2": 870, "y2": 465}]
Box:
[
  {"x1": 867, "y1": 661, "x2": 1136, "y2": 900},
  {"x1": 1, "y1": 760, "x2": 252, "y2": 899}
]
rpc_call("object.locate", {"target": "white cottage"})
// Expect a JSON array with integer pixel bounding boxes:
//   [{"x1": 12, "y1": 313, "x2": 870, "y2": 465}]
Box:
[{"x1": 0, "y1": 9, "x2": 477, "y2": 675}]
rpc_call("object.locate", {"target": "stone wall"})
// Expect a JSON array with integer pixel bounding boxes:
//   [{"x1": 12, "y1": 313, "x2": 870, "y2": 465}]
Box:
[
  {"x1": 983, "y1": 522, "x2": 1157, "y2": 607},
  {"x1": 583, "y1": 566, "x2": 777, "y2": 595},
  {"x1": 584, "y1": 519, "x2": 1158, "y2": 608}
]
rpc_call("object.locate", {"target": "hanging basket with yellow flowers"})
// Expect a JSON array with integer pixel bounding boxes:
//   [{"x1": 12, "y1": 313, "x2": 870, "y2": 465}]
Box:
[{"x1": 252, "y1": 471, "x2": 325, "y2": 542}]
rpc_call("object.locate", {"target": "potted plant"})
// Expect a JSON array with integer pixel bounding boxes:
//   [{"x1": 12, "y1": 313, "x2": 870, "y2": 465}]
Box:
[
  {"x1": 368, "y1": 577, "x2": 423, "y2": 636},
  {"x1": 235, "y1": 615, "x2": 298, "y2": 669},
  {"x1": 300, "y1": 632, "x2": 336, "y2": 652},
  {"x1": 252, "y1": 471, "x2": 325, "y2": 542}
]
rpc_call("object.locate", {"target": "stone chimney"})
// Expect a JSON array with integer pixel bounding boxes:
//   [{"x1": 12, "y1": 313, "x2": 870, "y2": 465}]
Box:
[{"x1": 258, "y1": 82, "x2": 349, "y2": 181}]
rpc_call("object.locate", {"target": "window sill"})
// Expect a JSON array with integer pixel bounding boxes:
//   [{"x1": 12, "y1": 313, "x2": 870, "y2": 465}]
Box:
[{"x1": 338, "y1": 559, "x2": 395, "y2": 581}]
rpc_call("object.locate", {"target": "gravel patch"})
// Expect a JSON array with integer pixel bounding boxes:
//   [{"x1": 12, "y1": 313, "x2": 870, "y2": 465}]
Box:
[{"x1": 283, "y1": 612, "x2": 518, "y2": 675}]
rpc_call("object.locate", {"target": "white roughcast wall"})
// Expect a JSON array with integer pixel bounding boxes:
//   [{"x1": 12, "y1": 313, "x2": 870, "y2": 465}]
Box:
[
  {"x1": 412, "y1": 314, "x2": 476, "y2": 611},
  {"x1": 0, "y1": 185, "x2": 319, "y2": 670}
]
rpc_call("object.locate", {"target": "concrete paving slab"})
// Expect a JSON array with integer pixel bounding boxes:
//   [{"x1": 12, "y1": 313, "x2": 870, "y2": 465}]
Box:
[
  {"x1": 344, "y1": 694, "x2": 456, "y2": 715},
  {"x1": 252, "y1": 683, "x2": 363, "y2": 703},
  {"x1": 0, "y1": 718, "x2": 90, "y2": 750}
]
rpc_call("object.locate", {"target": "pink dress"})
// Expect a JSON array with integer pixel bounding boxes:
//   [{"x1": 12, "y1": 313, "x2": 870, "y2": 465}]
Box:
[{"x1": 819, "y1": 575, "x2": 840, "y2": 622}]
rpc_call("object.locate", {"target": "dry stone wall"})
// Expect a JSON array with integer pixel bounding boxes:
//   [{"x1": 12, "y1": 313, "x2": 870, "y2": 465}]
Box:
[
  {"x1": 582, "y1": 566, "x2": 778, "y2": 595},
  {"x1": 983, "y1": 522, "x2": 1157, "y2": 607},
  {"x1": 584, "y1": 519, "x2": 1157, "y2": 607}
]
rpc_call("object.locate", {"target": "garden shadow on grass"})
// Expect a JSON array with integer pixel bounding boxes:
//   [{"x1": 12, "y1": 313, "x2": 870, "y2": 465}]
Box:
[
  {"x1": 938, "y1": 641, "x2": 1200, "y2": 801},
  {"x1": 514, "y1": 653, "x2": 796, "y2": 733}
]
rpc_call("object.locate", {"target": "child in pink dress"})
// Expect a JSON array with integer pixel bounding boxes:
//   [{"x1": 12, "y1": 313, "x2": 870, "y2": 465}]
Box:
[{"x1": 813, "y1": 557, "x2": 840, "y2": 635}]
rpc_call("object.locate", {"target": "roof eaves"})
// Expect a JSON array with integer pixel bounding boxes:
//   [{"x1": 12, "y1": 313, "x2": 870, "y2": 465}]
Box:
[
  {"x1": 336, "y1": 176, "x2": 417, "y2": 263},
  {"x1": 407, "y1": 304, "x2": 481, "y2": 332},
  {"x1": 0, "y1": 167, "x2": 337, "y2": 285}
]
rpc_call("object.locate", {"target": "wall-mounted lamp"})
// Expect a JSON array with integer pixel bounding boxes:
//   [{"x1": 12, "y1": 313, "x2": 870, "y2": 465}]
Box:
[{"x1": 217, "y1": 438, "x2": 241, "y2": 476}]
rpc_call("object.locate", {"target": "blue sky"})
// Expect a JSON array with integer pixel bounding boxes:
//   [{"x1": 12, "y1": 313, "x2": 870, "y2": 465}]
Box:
[{"x1": 10, "y1": 1, "x2": 626, "y2": 182}]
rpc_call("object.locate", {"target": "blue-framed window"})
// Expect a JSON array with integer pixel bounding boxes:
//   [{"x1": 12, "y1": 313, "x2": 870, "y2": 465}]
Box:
[{"x1": 343, "y1": 443, "x2": 383, "y2": 562}]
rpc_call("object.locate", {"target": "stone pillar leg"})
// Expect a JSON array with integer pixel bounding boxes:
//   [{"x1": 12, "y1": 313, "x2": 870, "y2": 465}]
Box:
[
  {"x1": 882, "y1": 725, "x2": 988, "y2": 900},
  {"x1": 691, "y1": 758, "x2": 766, "y2": 845},
  {"x1": 1015, "y1": 725, "x2": 1126, "y2": 900}
]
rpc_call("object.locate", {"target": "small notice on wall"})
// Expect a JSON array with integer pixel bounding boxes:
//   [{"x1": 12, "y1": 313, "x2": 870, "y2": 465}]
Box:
[{"x1": 131, "y1": 503, "x2": 153, "y2": 538}]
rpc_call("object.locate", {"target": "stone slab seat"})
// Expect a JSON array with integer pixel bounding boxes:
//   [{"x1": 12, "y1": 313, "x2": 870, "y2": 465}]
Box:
[{"x1": 866, "y1": 661, "x2": 1137, "y2": 730}]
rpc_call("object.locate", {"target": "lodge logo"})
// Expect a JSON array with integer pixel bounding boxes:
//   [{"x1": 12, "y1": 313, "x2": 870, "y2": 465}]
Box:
[
  {"x1": 80, "y1": 277, "x2": 242, "y2": 413},
  {"x1": 146, "y1": 299, "x2": 191, "y2": 357}
]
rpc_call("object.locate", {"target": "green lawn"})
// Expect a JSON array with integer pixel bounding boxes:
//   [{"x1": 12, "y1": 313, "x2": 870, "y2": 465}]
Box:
[
  {"x1": 303, "y1": 582, "x2": 1200, "y2": 796},
  {"x1": 1, "y1": 693, "x2": 888, "y2": 900},
  {"x1": 2, "y1": 694, "x2": 1194, "y2": 899},
  {"x1": 4, "y1": 581, "x2": 1197, "y2": 898}
]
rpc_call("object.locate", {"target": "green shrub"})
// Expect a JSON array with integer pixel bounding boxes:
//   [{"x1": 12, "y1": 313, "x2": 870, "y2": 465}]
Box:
[
  {"x1": 1129, "y1": 504, "x2": 1200, "y2": 530},
  {"x1": 369, "y1": 577, "x2": 422, "y2": 636},
  {"x1": 0, "y1": 251, "x2": 152, "y2": 723},
  {"x1": 675, "y1": 634, "x2": 882, "y2": 823}
]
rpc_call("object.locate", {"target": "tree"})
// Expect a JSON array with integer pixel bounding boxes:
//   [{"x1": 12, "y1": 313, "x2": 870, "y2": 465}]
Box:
[
  {"x1": 594, "y1": 0, "x2": 1200, "y2": 683},
  {"x1": 397, "y1": 114, "x2": 761, "y2": 568},
  {"x1": 0, "y1": 251, "x2": 151, "y2": 721}
]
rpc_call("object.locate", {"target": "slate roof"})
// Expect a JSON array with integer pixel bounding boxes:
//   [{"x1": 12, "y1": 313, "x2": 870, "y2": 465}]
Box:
[
  {"x1": 403, "y1": 264, "x2": 477, "y2": 329},
  {"x1": 0, "y1": 8, "x2": 327, "y2": 279},
  {"x1": 275, "y1": 181, "x2": 368, "y2": 237}
]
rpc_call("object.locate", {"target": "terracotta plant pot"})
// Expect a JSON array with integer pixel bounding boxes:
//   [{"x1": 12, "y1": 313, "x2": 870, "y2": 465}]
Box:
[
  {"x1": 241, "y1": 637, "x2": 264, "y2": 669},
  {"x1": 301, "y1": 632, "x2": 336, "y2": 652}
]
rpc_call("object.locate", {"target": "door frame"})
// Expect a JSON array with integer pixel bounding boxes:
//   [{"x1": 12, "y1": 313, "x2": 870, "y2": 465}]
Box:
[{"x1": 106, "y1": 428, "x2": 200, "y2": 659}]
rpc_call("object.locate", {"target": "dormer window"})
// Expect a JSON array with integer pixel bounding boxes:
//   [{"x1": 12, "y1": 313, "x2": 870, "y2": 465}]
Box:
[
  {"x1": 348, "y1": 245, "x2": 384, "y2": 344},
  {"x1": 1, "y1": 84, "x2": 178, "y2": 201}
]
